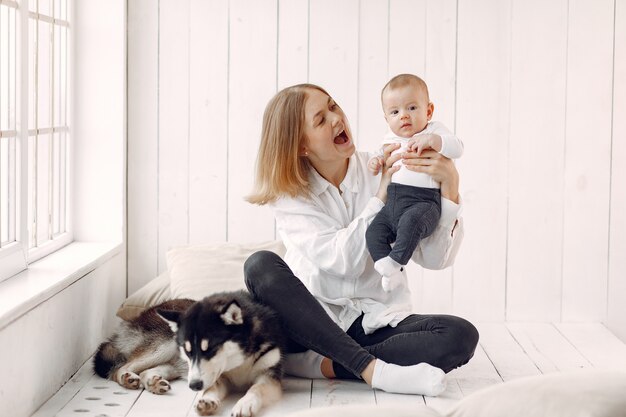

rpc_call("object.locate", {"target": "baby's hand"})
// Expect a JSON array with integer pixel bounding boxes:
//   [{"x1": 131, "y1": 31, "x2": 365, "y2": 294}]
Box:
[
  {"x1": 368, "y1": 156, "x2": 384, "y2": 175},
  {"x1": 408, "y1": 134, "x2": 442, "y2": 156}
]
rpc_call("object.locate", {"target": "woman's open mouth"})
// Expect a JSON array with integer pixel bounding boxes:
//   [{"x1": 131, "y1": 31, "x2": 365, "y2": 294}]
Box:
[{"x1": 334, "y1": 130, "x2": 349, "y2": 145}]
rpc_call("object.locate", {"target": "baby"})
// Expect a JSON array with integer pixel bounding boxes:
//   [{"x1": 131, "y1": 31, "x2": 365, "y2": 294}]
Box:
[{"x1": 366, "y1": 74, "x2": 464, "y2": 292}]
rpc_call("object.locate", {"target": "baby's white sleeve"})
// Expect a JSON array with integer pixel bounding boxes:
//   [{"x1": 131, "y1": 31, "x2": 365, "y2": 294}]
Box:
[{"x1": 428, "y1": 121, "x2": 464, "y2": 159}]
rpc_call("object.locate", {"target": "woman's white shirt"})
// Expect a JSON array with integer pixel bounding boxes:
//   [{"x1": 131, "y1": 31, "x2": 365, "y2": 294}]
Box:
[{"x1": 270, "y1": 151, "x2": 464, "y2": 334}]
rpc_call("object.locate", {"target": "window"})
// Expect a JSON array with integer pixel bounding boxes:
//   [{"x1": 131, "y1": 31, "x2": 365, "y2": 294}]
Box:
[{"x1": 0, "y1": 0, "x2": 70, "y2": 282}]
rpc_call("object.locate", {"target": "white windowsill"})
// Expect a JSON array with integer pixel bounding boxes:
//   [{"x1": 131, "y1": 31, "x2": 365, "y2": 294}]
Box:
[{"x1": 0, "y1": 241, "x2": 123, "y2": 331}]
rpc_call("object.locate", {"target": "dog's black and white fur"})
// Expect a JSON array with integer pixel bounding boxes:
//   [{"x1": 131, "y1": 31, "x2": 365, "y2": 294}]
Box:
[
  {"x1": 94, "y1": 291, "x2": 285, "y2": 416},
  {"x1": 94, "y1": 298, "x2": 194, "y2": 395}
]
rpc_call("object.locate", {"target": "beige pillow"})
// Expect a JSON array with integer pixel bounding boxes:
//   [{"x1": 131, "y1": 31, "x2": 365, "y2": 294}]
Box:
[
  {"x1": 116, "y1": 271, "x2": 171, "y2": 321},
  {"x1": 116, "y1": 240, "x2": 285, "y2": 321},
  {"x1": 447, "y1": 370, "x2": 626, "y2": 417},
  {"x1": 286, "y1": 405, "x2": 442, "y2": 417},
  {"x1": 167, "y1": 240, "x2": 286, "y2": 300}
]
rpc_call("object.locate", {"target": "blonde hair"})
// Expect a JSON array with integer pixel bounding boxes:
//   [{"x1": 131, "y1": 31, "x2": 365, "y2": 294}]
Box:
[
  {"x1": 381, "y1": 73, "x2": 430, "y2": 103},
  {"x1": 247, "y1": 83, "x2": 330, "y2": 205}
]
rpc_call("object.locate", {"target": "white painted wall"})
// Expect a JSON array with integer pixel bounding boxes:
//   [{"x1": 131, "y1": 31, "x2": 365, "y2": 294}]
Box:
[
  {"x1": 127, "y1": 0, "x2": 626, "y2": 336},
  {"x1": 0, "y1": 252, "x2": 125, "y2": 417}
]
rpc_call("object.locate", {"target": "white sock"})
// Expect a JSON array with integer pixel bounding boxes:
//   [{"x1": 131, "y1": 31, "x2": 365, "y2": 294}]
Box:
[
  {"x1": 371, "y1": 359, "x2": 446, "y2": 396},
  {"x1": 374, "y1": 256, "x2": 402, "y2": 276},
  {"x1": 283, "y1": 350, "x2": 325, "y2": 379},
  {"x1": 381, "y1": 269, "x2": 405, "y2": 292},
  {"x1": 375, "y1": 257, "x2": 404, "y2": 292}
]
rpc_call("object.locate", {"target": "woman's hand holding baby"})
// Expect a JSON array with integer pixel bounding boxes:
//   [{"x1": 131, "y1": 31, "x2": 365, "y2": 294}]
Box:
[{"x1": 402, "y1": 150, "x2": 459, "y2": 204}]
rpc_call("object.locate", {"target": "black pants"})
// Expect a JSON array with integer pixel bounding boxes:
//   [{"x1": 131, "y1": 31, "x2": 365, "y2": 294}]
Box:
[
  {"x1": 366, "y1": 183, "x2": 441, "y2": 265},
  {"x1": 244, "y1": 251, "x2": 479, "y2": 379}
]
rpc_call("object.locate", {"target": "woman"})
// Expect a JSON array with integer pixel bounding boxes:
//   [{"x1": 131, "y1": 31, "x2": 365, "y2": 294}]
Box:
[{"x1": 244, "y1": 84, "x2": 478, "y2": 396}]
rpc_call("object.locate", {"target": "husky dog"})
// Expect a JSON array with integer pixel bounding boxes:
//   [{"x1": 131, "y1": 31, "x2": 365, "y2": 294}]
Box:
[
  {"x1": 94, "y1": 291, "x2": 285, "y2": 417},
  {"x1": 94, "y1": 298, "x2": 194, "y2": 394},
  {"x1": 158, "y1": 290, "x2": 285, "y2": 417}
]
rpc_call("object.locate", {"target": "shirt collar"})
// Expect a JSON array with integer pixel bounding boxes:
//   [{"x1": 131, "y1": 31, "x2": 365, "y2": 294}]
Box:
[
  {"x1": 340, "y1": 154, "x2": 359, "y2": 194},
  {"x1": 308, "y1": 154, "x2": 360, "y2": 196}
]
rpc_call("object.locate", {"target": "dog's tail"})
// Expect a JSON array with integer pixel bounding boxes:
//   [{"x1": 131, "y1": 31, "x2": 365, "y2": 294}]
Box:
[{"x1": 93, "y1": 340, "x2": 126, "y2": 379}]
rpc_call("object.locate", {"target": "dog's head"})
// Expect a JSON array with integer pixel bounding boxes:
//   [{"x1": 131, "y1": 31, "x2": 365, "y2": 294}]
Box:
[{"x1": 157, "y1": 294, "x2": 249, "y2": 391}]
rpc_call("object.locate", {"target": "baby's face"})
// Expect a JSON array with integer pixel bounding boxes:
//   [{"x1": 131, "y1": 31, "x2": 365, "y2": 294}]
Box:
[{"x1": 382, "y1": 84, "x2": 433, "y2": 138}]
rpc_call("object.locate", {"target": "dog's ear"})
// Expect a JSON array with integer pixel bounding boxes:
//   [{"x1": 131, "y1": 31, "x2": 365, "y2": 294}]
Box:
[
  {"x1": 157, "y1": 309, "x2": 181, "y2": 333},
  {"x1": 220, "y1": 301, "x2": 243, "y2": 325}
]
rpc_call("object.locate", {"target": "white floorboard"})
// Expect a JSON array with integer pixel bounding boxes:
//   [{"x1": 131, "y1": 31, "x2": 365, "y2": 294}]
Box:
[
  {"x1": 477, "y1": 323, "x2": 542, "y2": 381},
  {"x1": 31, "y1": 357, "x2": 96, "y2": 417},
  {"x1": 126, "y1": 380, "x2": 197, "y2": 417},
  {"x1": 310, "y1": 379, "x2": 375, "y2": 408},
  {"x1": 506, "y1": 322, "x2": 592, "y2": 372},
  {"x1": 555, "y1": 323, "x2": 626, "y2": 371},
  {"x1": 54, "y1": 374, "x2": 142, "y2": 417},
  {"x1": 32, "y1": 323, "x2": 626, "y2": 417}
]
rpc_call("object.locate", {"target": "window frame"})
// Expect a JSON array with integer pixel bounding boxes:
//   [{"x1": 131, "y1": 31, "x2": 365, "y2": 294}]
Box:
[{"x1": 0, "y1": 0, "x2": 71, "y2": 283}]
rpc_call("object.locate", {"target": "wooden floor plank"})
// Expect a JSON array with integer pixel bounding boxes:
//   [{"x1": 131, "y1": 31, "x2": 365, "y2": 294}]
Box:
[
  {"x1": 477, "y1": 323, "x2": 542, "y2": 380},
  {"x1": 555, "y1": 323, "x2": 626, "y2": 371},
  {"x1": 55, "y1": 374, "x2": 143, "y2": 417},
  {"x1": 263, "y1": 377, "x2": 312, "y2": 417},
  {"x1": 423, "y1": 377, "x2": 464, "y2": 414},
  {"x1": 374, "y1": 389, "x2": 425, "y2": 406},
  {"x1": 448, "y1": 344, "x2": 502, "y2": 396},
  {"x1": 125, "y1": 379, "x2": 197, "y2": 417},
  {"x1": 34, "y1": 323, "x2": 626, "y2": 417},
  {"x1": 31, "y1": 357, "x2": 95, "y2": 417},
  {"x1": 507, "y1": 322, "x2": 591, "y2": 372},
  {"x1": 310, "y1": 379, "x2": 375, "y2": 408}
]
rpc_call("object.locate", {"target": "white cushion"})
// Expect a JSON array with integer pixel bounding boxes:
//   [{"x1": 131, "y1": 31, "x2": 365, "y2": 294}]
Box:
[
  {"x1": 167, "y1": 240, "x2": 286, "y2": 300},
  {"x1": 116, "y1": 240, "x2": 285, "y2": 321},
  {"x1": 447, "y1": 370, "x2": 626, "y2": 417},
  {"x1": 285, "y1": 404, "x2": 442, "y2": 417},
  {"x1": 116, "y1": 271, "x2": 171, "y2": 321}
]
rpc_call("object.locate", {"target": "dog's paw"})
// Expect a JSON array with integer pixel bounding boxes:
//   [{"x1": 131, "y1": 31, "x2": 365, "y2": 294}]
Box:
[
  {"x1": 196, "y1": 398, "x2": 220, "y2": 416},
  {"x1": 118, "y1": 372, "x2": 141, "y2": 390},
  {"x1": 145, "y1": 375, "x2": 171, "y2": 395},
  {"x1": 231, "y1": 394, "x2": 261, "y2": 417}
]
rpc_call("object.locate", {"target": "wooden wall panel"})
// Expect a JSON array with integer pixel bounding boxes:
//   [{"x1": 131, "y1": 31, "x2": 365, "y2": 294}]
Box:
[
  {"x1": 309, "y1": 0, "x2": 359, "y2": 130},
  {"x1": 227, "y1": 0, "x2": 277, "y2": 243},
  {"x1": 127, "y1": 0, "x2": 158, "y2": 293},
  {"x1": 388, "y1": 0, "x2": 427, "y2": 78},
  {"x1": 608, "y1": 0, "x2": 626, "y2": 340},
  {"x1": 158, "y1": 0, "x2": 190, "y2": 273},
  {"x1": 277, "y1": 0, "x2": 309, "y2": 90},
  {"x1": 188, "y1": 0, "x2": 229, "y2": 245},
  {"x1": 357, "y1": 0, "x2": 388, "y2": 152},
  {"x1": 506, "y1": 0, "x2": 568, "y2": 321},
  {"x1": 561, "y1": 0, "x2": 614, "y2": 321},
  {"x1": 453, "y1": 0, "x2": 510, "y2": 321},
  {"x1": 125, "y1": 0, "x2": 624, "y2": 328}
]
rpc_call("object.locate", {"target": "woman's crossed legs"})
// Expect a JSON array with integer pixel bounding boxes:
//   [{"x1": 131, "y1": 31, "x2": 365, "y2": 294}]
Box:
[{"x1": 243, "y1": 251, "x2": 479, "y2": 396}]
